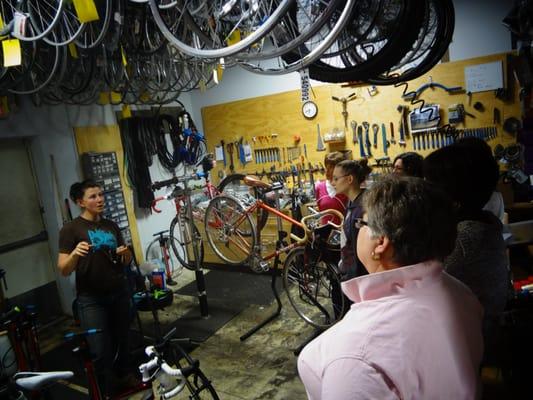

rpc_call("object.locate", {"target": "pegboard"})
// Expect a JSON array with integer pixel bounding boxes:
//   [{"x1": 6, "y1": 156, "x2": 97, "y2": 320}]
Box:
[
  {"x1": 200, "y1": 52, "x2": 521, "y2": 266},
  {"x1": 202, "y1": 52, "x2": 520, "y2": 182}
]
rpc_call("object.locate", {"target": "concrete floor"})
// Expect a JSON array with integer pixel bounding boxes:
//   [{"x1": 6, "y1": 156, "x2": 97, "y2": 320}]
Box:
[{"x1": 39, "y1": 268, "x2": 314, "y2": 399}]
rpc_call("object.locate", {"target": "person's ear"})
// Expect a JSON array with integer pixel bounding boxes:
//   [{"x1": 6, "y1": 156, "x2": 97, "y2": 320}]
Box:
[{"x1": 373, "y1": 236, "x2": 391, "y2": 257}]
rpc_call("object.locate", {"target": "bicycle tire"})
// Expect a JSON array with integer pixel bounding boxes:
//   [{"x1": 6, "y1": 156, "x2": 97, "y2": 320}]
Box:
[
  {"x1": 74, "y1": 0, "x2": 112, "y2": 49},
  {"x1": 168, "y1": 343, "x2": 220, "y2": 399},
  {"x1": 170, "y1": 214, "x2": 204, "y2": 271},
  {"x1": 283, "y1": 247, "x2": 343, "y2": 329},
  {"x1": 217, "y1": 173, "x2": 269, "y2": 232},
  {"x1": 145, "y1": 235, "x2": 183, "y2": 280},
  {"x1": 307, "y1": 0, "x2": 426, "y2": 83},
  {"x1": 368, "y1": 0, "x2": 455, "y2": 85},
  {"x1": 204, "y1": 195, "x2": 256, "y2": 266},
  {"x1": 11, "y1": 0, "x2": 65, "y2": 42},
  {"x1": 148, "y1": 0, "x2": 293, "y2": 59}
]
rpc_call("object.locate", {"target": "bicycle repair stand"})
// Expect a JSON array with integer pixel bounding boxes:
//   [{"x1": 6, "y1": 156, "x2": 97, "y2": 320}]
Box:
[
  {"x1": 182, "y1": 175, "x2": 209, "y2": 318},
  {"x1": 240, "y1": 190, "x2": 284, "y2": 341}
]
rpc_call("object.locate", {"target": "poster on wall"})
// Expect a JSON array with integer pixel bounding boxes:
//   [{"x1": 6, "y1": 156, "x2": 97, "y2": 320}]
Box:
[{"x1": 464, "y1": 61, "x2": 503, "y2": 93}]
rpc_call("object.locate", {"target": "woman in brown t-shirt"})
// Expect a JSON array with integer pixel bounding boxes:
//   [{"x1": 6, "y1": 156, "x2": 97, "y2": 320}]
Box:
[{"x1": 58, "y1": 179, "x2": 133, "y2": 395}]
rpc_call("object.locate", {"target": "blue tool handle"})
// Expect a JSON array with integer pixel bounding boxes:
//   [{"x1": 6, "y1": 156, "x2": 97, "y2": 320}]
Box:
[
  {"x1": 358, "y1": 131, "x2": 365, "y2": 158},
  {"x1": 365, "y1": 131, "x2": 372, "y2": 157}
]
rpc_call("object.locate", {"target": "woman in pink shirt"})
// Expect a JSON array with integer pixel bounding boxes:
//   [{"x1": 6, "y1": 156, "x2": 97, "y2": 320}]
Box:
[
  {"x1": 298, "y1": 176, "x2": 483, "y2": 400},
  {"x1": 315, "y1": 151, "x2": 348, "y2": 225}
]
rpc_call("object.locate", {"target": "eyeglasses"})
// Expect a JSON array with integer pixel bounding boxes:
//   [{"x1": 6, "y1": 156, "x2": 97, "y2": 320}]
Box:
[
  {"x1": 332, "y1": 174, "x2": 349, "y2": 182},
  {"x1": 354, "y1": 218, "x2": 368, "y2": 229}
]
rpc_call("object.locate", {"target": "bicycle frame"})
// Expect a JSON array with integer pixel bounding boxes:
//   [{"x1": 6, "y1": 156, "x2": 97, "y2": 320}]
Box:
[
  {"x1": 227, "y1": 199, "x2": 306, "y2": 263},
  {"x1": 3, "y1": 307, "x2": 42, "y2": 373},
  {"x1": 74, "y1": 338, "x2": 153, "y2": 400}
]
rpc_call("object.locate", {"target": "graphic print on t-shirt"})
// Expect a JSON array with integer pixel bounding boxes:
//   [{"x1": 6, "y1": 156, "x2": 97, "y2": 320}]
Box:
[{"x1": 88, "y1": 229, "x2": 117, "y2": 251}]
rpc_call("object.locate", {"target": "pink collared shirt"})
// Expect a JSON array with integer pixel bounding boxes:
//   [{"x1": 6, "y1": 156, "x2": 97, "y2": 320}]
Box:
[{"x1": 298, "y1": 261, "x2": 483, "y2": 400}]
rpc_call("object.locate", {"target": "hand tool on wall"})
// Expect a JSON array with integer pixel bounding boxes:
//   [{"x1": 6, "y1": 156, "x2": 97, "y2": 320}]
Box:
[
  {"x1": 381, "y1": 123, "x2": 388, "y2": 156},
  {"x1": 226, "y1": 142, "x2": 235, "y2": 173},
  {"x1": 308, "y1": 162, "x2": 315, "y2": 196},
  {"x1": 372, "y1": 123, "x2": 379, "y2": 149},
  {"x1": 316, "y1": 124, "x2": 326, "y2": 151},
  {"x1": 303, "y1": 144, "x2": 307, "y2": 159},
  {"x1": 238, "y1": 137, "x2": 247, "y2": 166},
  {"x1": 351, "y1": 120, "x2": 358, "y2": 145},
  {"x1": 220, "y1": 140, "x2": 226, "y2": 167},
  {"x1": 398, "y1": 123, "x2": 406, "y2": 147},
  {"x1": 332, "y1": 92, "x2": 357, "y2": 128},
  {"x1": 389, "y1": 122, "x2": 396, "y2": 145},
  {"x1": 363, "y1": 122, "x2": 372, "y2": 158},
  {"x1": 357, "y1": 125, "x2": 365, "y2": 158}
]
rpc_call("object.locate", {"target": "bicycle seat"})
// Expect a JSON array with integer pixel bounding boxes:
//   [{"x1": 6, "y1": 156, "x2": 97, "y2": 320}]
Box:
[
  {"x1": 243, "y1": 175, "x2": 271, "y2": 190},
  {"x1": 153, "y1": 230, "x2": 169, "y2": 237},
  {"x1": 15, "y1": 371, "x2": 74, "y2": 390}
]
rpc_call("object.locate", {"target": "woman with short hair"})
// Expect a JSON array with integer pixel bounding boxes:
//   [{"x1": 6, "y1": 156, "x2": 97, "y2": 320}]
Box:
[
  {"x1": 392, "y1": 151, "x2": 424, "y2": 177},
  {"x1": 298, "y1": 176, "x2": 483, "y2": 399}
]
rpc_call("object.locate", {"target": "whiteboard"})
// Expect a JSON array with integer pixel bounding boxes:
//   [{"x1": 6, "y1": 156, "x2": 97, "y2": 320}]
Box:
[{"x1": 464, "y1": 61, "x2": 503, "y2": 93}]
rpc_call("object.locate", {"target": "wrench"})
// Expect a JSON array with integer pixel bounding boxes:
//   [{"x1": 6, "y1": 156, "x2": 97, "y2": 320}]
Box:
[
  {"x1": 363, "y1": 122, "x2": 372, "y2": 157},
  {"x1": 372, "y1": 123, "x2": 379, "y2": 149},
  {"x1": 381, "y1": 123, "x2": 388, "y2": 156},
  {"x1": 351, "y1": 120, "x2": 358, "y2": 144},
  {"x1": 226, "y1": 143, "x2": 235, "y2": 173},
  {"x1": 357, "y1": 125, "x2": 366, "y2": 158}
]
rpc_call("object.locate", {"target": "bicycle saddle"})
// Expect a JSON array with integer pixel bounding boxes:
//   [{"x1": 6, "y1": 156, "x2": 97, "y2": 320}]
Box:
[
  {"x1": 15, "y1": 371, "x2": 74, "y2": 390},
  {"x1": 244, "y1": 175, "x2": 271, "y2": 190}
]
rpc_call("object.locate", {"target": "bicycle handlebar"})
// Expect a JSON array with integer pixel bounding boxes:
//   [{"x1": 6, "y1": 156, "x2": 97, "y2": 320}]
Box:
[
  {"x1": 151, "y1": 196, "x2": 167, "y2": 213},
  {"x1": 301, "y1": 209, "x2": 344, "y2": 234},
  {"x1": 140, "y1": 344, "x2": 199, "y2": 399},
  {"x1": 290, "y1": 209, "x2": 344, "y2": 244},
  {"x1": 151, "y1": 172, "x2": 207, "y2": 191}
]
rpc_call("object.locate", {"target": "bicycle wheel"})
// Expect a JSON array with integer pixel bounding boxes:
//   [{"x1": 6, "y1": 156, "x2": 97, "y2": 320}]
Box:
[
  {"x1": 217, "y1": 173, "x2": 269, "y2": 232},
  {"x1": 204, "y1": 195, "x2": 256, "y2": 265},
  {"x1": 167, "y1": 344, "x2": 220, "y2": 399},
  {"x1": 148, "y1": 0, "x2": 293, "y2": 59},
  {"x1": 145, "y1": 235, "x2": 183, "y2": 280},
  {"x1": 170, "y1": 214, "x2": 204, "y2": 271},
  {"x1": 283, "y1": 247, "x2": 343, "y2": 329}
]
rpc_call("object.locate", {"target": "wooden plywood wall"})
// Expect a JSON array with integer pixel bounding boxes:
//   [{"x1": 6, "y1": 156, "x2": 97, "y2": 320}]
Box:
[
  {"x1": 202, "y1": 52, "x2": 520, "y2": 182},
  {"x1": 74, "y1": 125, "x2": 143, "y2": 262}
]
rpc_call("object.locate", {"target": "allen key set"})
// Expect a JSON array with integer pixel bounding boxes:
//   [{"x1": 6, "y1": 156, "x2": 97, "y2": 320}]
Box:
[{"x1": 254, "y1": 148, "x2": 281, "y2": 164}]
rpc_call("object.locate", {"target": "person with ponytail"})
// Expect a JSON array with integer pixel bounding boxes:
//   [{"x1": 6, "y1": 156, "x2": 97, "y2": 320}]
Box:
[{"x1": 330, "y1": 159, "x2": 372, "y2": 317}]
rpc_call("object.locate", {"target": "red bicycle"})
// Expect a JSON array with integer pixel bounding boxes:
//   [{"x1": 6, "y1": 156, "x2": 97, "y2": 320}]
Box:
[{"x1": 150, "y1": 165, "x2": 270, "y2": 278}]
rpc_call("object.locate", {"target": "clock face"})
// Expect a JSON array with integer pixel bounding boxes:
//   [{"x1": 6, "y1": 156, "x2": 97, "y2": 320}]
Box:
[{"x1": 302, "y1": 100, "x2": 318, "y2": 119}]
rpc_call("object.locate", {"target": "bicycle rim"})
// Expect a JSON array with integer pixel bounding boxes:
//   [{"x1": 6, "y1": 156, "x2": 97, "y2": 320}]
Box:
[
  {"x1": 148, "y1": 0, "x2": 294, "y2": 59},
  {"x1": 168, "y1": 344, "x2": 220, "y2": 399},
  {"x1": 170, "y1": 214, "x2": 204, "y2": 271},
  {"x1": 217, "y1": 173, "x2": 269, "y2": 232},
  {"x1": 204, "y1": 195, "x2": 256, "y2": 265},
  {"x1": 145, "y1": 236, "x2": 184, "y2": 280},
  {"x1": 283, "y1": 247, "x2": 342, "y2": 329}
]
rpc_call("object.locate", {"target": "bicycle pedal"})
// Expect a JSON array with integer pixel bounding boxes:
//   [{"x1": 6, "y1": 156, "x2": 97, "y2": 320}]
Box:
[{"x1": 259, "y1": 261, "x2": 270, "y2": 272}]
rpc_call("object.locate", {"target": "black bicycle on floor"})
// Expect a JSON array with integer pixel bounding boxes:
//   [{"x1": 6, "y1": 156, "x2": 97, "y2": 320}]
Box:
[{"x1": 12, "y1": 326, "x2": 218, "y2": 400}]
